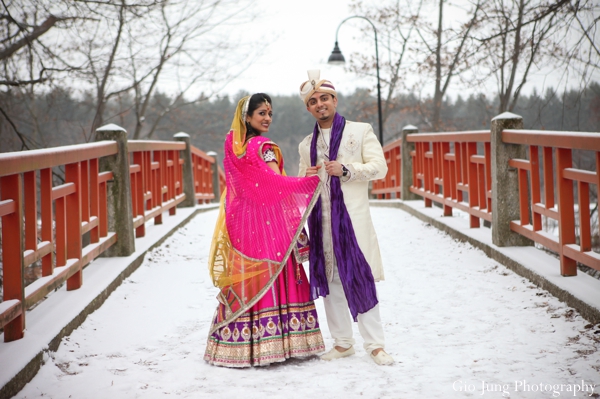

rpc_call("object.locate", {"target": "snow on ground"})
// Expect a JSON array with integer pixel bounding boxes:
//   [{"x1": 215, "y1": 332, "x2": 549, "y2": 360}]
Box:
[{"x1": 15, "y1": 207, "x2": 600, "y2": 399}]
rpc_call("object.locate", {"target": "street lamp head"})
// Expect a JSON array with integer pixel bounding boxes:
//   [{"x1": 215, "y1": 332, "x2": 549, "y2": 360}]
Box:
[{"x1": 328, "y1": 41, "x2": 346, "y2": 65}]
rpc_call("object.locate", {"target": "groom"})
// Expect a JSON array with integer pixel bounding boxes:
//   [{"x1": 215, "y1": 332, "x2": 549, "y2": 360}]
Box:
[{"x1": 297, "y1": 70, "x2": 394, "y2": 365}]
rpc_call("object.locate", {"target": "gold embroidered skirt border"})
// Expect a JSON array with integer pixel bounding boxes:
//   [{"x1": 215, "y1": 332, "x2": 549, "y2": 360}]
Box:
[{"x1": 204, "y1": 302, "x2": 325, "y2": 368}]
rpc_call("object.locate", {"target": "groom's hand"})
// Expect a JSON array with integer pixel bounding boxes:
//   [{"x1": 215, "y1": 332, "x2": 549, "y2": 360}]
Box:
[
  {"x1": 305, "y1": 165, "x2": 322, "y2": 177},
  {"x1": 324, "y1": 161, "x2": 343, "y2": 177}
]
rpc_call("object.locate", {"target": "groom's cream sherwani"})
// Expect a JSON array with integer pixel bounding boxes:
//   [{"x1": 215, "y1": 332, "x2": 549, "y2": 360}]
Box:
[{"x1": 298, "y1": 120, "x2": 387, "y2": 282}]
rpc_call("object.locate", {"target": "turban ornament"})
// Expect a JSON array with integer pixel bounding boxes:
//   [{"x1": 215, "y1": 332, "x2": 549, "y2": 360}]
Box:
[{"x1": 299, "y1": 70, "x2": 337, "y2": 105}]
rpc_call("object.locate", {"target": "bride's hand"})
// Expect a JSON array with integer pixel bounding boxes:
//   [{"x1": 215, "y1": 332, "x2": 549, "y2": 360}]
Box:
[{"x1": 305, "y1": 165, "x2": 322, "y2": 177}]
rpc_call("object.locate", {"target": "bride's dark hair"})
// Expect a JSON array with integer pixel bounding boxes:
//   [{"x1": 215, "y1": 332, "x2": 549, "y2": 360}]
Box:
[{"x1": 245, "y1": 93, "x2": 272, "y2": 141}]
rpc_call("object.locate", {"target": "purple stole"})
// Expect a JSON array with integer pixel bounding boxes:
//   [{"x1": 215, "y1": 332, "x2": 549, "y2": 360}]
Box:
[{"x1": 307, "y1": 113, "x2": 378, "y2": 320}]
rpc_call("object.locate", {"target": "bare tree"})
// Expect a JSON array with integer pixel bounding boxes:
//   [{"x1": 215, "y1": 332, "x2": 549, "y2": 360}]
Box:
[
  {"x1": 0, "y1": 1, "x2": 155, "y2": 147},
  {"x1": 127, "y1": 0, "x2": 253, "y2": 139},
  {"x1": 0, "y1": 1, "x2": 69, "y2": 86},
  {"x1": 416, "y1": 0, "x2": 484, "y2": 131},
  {"x1": 569, "y1": 0, "x2": 600, "y2": 65},
  {"x1": 62, "y1": 0, "x2": 166, "y2": 134},
  {"x1": 66, "y1": 0, "x2": 253, "y2": 138},
  {"x1": 0, "y1": 0, "x2": 255, "y2": 150},
  {"x1": 348, "y1": 0, "x2": 423, "y2": 134},
  {"x1": 347, "y1": 0, "x2": 484, "y2": 133},
  {"x1": 0, "y1": 0, "x2": 83, "y2": 150},
  {"x1": 560, "y1": 0, "x2": 600, "y2": 103},
  {"x1": 474, "y1": 0, "x2": 574, "y2": 113}
]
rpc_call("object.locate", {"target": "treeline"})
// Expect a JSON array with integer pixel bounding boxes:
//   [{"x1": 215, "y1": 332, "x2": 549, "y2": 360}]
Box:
[{"x1": 1, "y1": 83, "x2": 599, "y2": 176}]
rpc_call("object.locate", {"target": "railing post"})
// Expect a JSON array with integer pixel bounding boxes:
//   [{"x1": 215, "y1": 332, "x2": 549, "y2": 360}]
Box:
[
  {"x1": 65, "y1": 162, "x2": 83, "y2": 290},
  {"x1": 556, "y1": 148, "x2": 577, "y2": 276},
  {"x1": 401, "y1": 125, "x2": 419, "y2": 201},
  {"x1": 207, "y1": 151, "x2": 221, "y2": 203},
  {"x1": 490, "y1": 112, "x2": 533, "y2": 247},
  {"x1": 174, "y1": 132, "x2": 196, "y2": 208},
  {"x1": 94, "y1": 124, "x2": 135, "y2": 256},
  {"x1": 1, "y1": 174, "x2": 25, "y2": 341}
]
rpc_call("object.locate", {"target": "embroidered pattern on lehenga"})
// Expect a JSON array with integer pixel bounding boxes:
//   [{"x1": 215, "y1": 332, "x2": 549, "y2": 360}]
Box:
[{"x1": 204, "y1": 302, "x2": 324, "y2": 367}]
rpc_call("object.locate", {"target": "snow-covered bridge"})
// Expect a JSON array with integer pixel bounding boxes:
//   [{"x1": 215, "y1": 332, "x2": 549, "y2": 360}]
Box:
[
  {"x1": 2, "y1": 118, "x2": 600, "y2": 398},
  {"x1": 3, "y1": 203, "x2": 600, "y2": 399}
]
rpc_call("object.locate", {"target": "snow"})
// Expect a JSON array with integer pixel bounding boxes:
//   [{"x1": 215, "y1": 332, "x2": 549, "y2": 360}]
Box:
[
  {"x1": 390, "y1": 200, "x2": 600, "y2": 314},
  {"x1": 0, "y1": 205, "x2": 212, "y2": 388},
  {"x1": 11, "y1": 206, "x2": 600, "y2": 398}
]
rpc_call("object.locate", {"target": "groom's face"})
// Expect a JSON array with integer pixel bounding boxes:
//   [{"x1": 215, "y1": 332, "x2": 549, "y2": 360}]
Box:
[{"x1": 306, "y1": 92, "x2": 337, "y2": 124}]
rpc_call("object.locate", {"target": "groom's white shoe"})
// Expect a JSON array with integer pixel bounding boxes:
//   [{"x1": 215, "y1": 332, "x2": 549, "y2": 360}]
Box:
[
  {"x1": 370, "y1": 349, "x2": 394, "y2": 365},
  {"x1": 320, "y1": 346, "x2": 355, "y2": 361}
]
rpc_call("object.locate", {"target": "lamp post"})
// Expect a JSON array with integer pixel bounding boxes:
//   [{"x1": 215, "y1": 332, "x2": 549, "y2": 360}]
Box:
[{"x1": 328, "y1": 16, "x2": 383, "y2": 144}]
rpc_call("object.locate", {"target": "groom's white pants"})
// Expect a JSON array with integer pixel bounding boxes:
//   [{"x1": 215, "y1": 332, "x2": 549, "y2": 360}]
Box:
[{"x1": 322, "y1": 266, "x2": 386, "y2": 354}]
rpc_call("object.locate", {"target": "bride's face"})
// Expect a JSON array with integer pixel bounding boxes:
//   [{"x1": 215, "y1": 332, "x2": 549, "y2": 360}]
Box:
[{"x1": 246, "y1": 102, "x2": 273, "y2": 134}]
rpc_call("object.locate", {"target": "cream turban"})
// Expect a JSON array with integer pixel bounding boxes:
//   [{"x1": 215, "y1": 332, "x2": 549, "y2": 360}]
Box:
[{"x1": 299, "y1": 70, "x2": 337, "y2": 105}]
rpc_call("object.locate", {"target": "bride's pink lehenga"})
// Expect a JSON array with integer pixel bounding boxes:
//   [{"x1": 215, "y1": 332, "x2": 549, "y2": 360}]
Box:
[{"x1": 204, "y1": 128, "x2": 325, "y2": 367}]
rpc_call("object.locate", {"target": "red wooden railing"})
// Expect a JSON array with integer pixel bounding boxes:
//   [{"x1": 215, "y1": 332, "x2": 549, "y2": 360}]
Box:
[
  {"x1": 191, "y1": 147, "x2": 220, "y2": 203},
  {"x1": 408, "y1": 131, "x2": 491, "y2": 228},
  {"x1": 0, "y1": 136, "x2": 222, "y2": 342},
  {"x1": 373, "y1": 124, "x2": 599, "y2": 277},
  {"x1": 129, "y1": 141, "x2": 186, "y2": 238},
  {"x1": 372, "y1": 140, "x2": 402, "y2": 199},
  {"x1": 504, "y1": 130, "x2": 600, "y2": 276},
  {"x1": 0, "y1": 143, "x2": 118, "y2": 341}
]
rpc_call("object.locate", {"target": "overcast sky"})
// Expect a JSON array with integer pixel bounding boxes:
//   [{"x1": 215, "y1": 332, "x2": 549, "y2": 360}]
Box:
[{"x1": 221, "y1": 0, "x2": 378, "y2": 98}]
